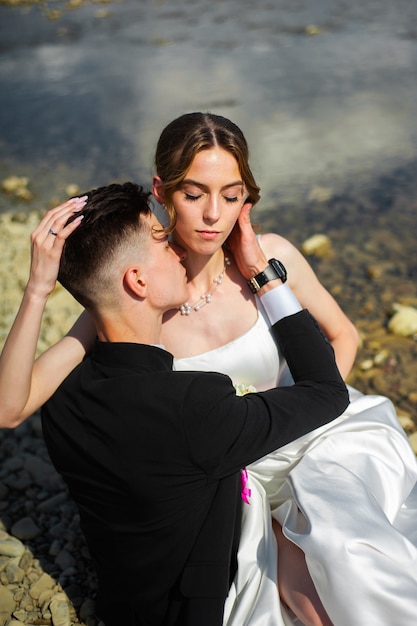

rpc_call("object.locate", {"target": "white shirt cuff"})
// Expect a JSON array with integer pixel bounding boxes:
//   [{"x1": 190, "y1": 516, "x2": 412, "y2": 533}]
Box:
[{"x1": 258, "y1": 283, "x2": 302, "y2": 325}]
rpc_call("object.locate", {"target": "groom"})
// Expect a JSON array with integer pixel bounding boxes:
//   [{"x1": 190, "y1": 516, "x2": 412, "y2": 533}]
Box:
[{"x1": 41, "y1": 182, "x2": 348, "y2": 626}]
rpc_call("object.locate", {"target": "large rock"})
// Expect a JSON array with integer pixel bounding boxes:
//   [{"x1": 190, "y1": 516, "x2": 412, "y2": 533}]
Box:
[
  {"x1": 301, "y1": 233, "x2": 333, "y2": 259},
  {"x1": 388, "y1": 304, "x2": 417, "y2": 337}
]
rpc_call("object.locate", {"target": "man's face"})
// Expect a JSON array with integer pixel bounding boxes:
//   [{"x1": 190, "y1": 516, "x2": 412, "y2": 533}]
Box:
[{"x1": 143, "y1": 214, "x2": 188, "y2": 312}]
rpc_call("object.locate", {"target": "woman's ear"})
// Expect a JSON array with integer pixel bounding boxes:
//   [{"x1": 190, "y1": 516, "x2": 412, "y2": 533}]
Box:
[
  {"x1": 152, "y1": 175, "x2": 165, "y2": 205},
  {"x1": 124, "y1": 266, "x2": 147, "y2": 298}
]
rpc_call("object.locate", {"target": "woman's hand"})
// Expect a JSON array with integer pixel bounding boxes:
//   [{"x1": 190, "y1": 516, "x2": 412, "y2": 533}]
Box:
[
  {"x1": 27, "y1": 196, "x2": 86, "y2": 299},
  {"x1": 227, "y1": 201, "x2": 269, "y2": 279}
]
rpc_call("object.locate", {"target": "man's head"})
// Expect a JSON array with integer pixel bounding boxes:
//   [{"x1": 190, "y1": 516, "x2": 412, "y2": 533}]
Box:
[{"x1": 59, "y1": 182, "x2": 187, "y2": 318}]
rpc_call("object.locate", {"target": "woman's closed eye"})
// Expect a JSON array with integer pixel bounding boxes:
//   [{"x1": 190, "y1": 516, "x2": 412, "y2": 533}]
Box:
[
  {"x1": 184, "y1": 192, "x2": 202, "y2": 202},
  {"x1": 184, "y1": 193, "x2": 240, "y2": 203}
]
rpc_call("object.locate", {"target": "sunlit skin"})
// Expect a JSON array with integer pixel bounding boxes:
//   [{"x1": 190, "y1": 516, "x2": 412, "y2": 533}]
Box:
[{"x1": 170, "y1": 147, "x2": 247, "y2": 260}]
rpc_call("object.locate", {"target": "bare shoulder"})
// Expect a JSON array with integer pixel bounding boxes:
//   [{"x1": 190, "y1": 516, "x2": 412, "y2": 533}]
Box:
[
  {"x1": 258, "y1": 232, "x2": 305, "y2": 266},
  {"x1": 257, "y1": 232, "x2": 323, "y2": 293}
]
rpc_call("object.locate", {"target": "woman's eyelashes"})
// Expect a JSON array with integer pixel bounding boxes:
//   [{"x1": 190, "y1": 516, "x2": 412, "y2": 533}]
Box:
[
  {"x1": 183, "y1": 192, "x2": 240, "y2": 203},
  {"x1": 184, "y1": 192, "x2": 201, "y2": 202}
]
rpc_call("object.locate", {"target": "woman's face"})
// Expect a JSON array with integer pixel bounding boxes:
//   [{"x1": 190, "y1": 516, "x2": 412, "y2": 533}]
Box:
[{"x1": 171, "y1": 147, "x2": 247, "y2": 256}]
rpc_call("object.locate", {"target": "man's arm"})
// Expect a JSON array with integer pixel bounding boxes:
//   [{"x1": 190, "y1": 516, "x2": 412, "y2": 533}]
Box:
[
  {"x1": 272, "y1": 309, "x2": 341, "y2": 393},
  {"x1": 184, "y1": 306, "x2": 349, "y2": 476}
]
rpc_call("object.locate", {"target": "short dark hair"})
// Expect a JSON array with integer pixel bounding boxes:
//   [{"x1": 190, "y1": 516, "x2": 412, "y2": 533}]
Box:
[{"x1": 59, "y1": 182, "x2": 152, "y2": 312}]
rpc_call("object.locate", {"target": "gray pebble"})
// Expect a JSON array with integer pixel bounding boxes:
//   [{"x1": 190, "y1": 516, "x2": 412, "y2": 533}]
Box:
[{"x1": 11, "y1": 516, "x2": 41, "y2": 540}]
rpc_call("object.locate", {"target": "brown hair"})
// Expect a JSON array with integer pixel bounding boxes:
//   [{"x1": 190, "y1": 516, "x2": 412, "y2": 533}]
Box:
[{"x1": 155, "y1": 112, "x2": 261, "y2": 231}]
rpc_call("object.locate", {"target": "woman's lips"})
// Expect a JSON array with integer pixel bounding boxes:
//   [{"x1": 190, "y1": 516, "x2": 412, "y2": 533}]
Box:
[{"x1": 197, "y1": 230, "x2": 220, "y2": 240}]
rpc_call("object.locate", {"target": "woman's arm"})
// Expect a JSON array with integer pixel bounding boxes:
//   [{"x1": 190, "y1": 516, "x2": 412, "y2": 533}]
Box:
[
  {"x1": 227, "y1": 203, "x2": 358, "y2": 379},
  {"x1": 0, "y1": 197, "x2": 95, "y2": 428},
  {"x1": 260, "y1": 232, "x2": 359, "y2": 379}
]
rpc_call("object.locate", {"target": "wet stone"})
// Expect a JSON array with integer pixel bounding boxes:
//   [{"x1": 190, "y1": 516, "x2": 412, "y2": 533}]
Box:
[
  {"x1": 18, "y1": 550, "x2": 32, "y2": 571},
  {"x1": 49, "y1": 538, "x2": 62, "y2": 556},
  {"x1": 11, "y1": 587, "x2": 25, "y2": 603},
  {"x1": 38, "y1": 587, "x2": 55, "y2": 609},
  {"x1": 37, "y1": 491, "x2": 68, "y2": 512},
  {"x1": 0, "y1": 537, "x2": 25, "y2": 558},
  {"x1": 0, "y1": 585, "x2": 16, "y2": 626},
  {"x1": 3, "y1": 457, "x2": 24, "y2": 473},
  {"x1": 29, "y1": 571, "x2": 56, "y2": 600},
  {"x1": 50, "y1": 592, "x2": 72, "y2": 626},
  {"x1": 17, "y1": 591, "x2": 34, "y2": 611},
  {"x1": 11, "y1": 516, "x2": 41, "y2": 540},
  {"x1": 301, "y1": 233, "x2": 333, "y2": 259},
  {"x1": 388, "y1": 304, "x2": 417, "y2": 337},
  {"x1": 79, "y1": 598, "x2": 96, "y2": 621},
  {"x1": 4, "y1": 474, "x2": 32, "y2": 491},
  {"x1": 24, "y1": 453, "x2": 62, "y2": 488},
  {"x1": 11, "y1": 613, "x2": 29, "y2": 625},
  {"x1": 5, "y1": 558, "x2": 25, "y2": 583}
]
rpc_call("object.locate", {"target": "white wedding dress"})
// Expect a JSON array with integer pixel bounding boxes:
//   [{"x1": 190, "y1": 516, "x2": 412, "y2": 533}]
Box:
[{"x1": 175, "y1": 302, "x2": 417, "y2": 626}]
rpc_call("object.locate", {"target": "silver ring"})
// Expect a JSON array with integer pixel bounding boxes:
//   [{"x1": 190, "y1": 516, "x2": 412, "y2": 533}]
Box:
[{"x1": 48, "y1": 228, "x2": 58, "y2": 236}]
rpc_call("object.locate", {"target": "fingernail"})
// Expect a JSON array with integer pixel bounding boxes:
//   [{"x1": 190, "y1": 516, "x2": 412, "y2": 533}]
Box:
[{"x1": 72, "y1": 196, "x2": 87, "y2": 210}]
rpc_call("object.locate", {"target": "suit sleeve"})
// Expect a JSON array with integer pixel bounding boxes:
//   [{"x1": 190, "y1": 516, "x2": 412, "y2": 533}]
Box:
[{"x1": 183, "y1": 309, "x2": 349, "y2": 478}]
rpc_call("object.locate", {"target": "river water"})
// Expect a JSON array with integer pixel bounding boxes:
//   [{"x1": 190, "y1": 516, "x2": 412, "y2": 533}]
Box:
[{"x1": 1, "y1": 0, "x2": 417, "y2": 207}]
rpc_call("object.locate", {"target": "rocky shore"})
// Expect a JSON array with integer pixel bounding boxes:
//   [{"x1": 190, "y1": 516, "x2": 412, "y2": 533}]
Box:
[
  {"x1": 1, "y1": 176, "x2": 417, "y2": 625},
  {"x1": 0, "y1": 414, "x2": 100, "y2": 626}
]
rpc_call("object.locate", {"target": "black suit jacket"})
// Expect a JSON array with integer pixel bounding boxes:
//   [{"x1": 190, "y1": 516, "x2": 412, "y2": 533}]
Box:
[{"x1": 41, "y1": 310, "x2": 348, "y2": 626}]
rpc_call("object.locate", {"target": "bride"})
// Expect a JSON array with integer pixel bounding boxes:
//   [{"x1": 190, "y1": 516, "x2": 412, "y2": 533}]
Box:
[{"x1": 2, "y1": 112, "x2": 417, "y2": 626}]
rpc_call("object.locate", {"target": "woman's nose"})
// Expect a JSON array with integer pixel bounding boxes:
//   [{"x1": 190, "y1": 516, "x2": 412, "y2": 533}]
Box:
[{"x1": 203, "y1": 197, "x2": 220, "y2": 222}]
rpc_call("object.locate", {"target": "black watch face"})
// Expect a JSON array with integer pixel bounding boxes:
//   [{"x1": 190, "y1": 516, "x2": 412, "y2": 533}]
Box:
[{"x1": 269, "y1": 259, "x2": 287, "y2": 282}]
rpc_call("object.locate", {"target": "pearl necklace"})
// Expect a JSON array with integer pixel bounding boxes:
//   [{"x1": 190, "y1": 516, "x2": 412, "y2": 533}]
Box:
[{"x1": 179, "y1": 256, "x2": 231, "y2": 315}]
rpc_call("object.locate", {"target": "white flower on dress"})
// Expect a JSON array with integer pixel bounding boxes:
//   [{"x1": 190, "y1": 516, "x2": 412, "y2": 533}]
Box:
[{"x1": 234, "y1": 383, "x2": 257, "y2": 396}]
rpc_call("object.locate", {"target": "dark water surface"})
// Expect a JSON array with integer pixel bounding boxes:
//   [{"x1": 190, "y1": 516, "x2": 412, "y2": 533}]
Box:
[{"x1": 1, "y1": 0, "x2": 417, "y2": 207}]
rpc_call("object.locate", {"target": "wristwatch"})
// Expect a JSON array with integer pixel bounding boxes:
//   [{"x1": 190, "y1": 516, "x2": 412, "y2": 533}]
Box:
[{"x1": 248, "y1": 258, "x2": 287, "y2": 293}]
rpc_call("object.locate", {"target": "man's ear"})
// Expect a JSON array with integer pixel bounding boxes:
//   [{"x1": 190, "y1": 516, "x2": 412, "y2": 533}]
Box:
[
  {"x1": 152, "y1": 175, "x2": 165, "y2": 205},
  {"x1": 124, "y1": 266, "x2": 147, "y2": 298}
]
